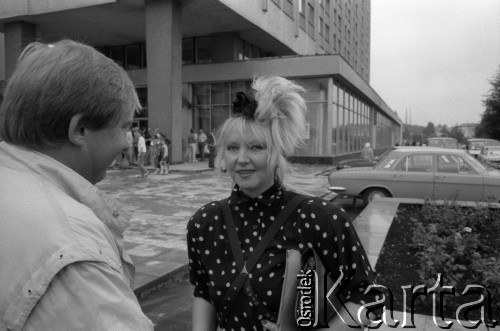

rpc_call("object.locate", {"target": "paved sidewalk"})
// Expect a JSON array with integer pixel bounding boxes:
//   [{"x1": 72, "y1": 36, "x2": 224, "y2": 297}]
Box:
[
  {"x1": 97, "y1": 160, "x2": 330, "y2": 298},
  {"x1": 99, "y1": 161, "x2": 472, "y2": 330}
]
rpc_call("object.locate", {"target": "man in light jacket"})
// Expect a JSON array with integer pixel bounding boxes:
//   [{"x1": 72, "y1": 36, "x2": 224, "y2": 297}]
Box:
[{"x1": 0, "y1": 40, "x2": 153, "y2": 330}]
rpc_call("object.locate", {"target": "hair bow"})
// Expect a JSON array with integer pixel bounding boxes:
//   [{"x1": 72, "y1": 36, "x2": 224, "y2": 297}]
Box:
[{"x1": 232, "y1": 92, "x2": 257, "y2": 119}]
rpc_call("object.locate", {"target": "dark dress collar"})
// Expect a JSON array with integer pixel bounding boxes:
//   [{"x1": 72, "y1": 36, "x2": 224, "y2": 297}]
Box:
[{"x1": 228, "y1": 183, "x2": 284, "y2": 207}]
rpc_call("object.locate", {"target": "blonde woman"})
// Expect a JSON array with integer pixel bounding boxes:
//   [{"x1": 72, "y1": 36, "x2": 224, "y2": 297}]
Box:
[{"x1": 187, "y1": 76, "x2": 375, "y2": 330}]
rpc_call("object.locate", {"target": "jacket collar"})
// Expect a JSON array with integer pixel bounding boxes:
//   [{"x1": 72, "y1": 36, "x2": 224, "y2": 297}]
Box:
[{"x1": 228, "y1": 183, "x2": 284, "y2": 207}]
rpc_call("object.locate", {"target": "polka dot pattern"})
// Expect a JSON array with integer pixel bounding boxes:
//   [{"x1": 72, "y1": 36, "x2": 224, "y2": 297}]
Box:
[{"x1": 187, "y1": 184, "x2": 374, "y2": 329}]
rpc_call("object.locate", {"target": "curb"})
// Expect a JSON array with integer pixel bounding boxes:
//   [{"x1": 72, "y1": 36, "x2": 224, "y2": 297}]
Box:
[{"x1": 134, "y1": 264, "x2": 190, "y2": 301}]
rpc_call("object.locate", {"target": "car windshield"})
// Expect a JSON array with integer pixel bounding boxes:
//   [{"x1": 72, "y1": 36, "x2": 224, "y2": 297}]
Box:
[
  {"x1": 376, "y1": 150, "x2": 405, "y2": 170},
  {"x1": 463, "y1": 152, "x2": 487, "y2": 172},
  {"x1": 468, "y1": 139, "x2": 500, "y2": 150}
]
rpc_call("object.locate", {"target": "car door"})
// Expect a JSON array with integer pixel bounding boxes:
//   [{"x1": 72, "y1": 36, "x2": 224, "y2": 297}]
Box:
[
  {"x1": 434, "y1": 153, "x2": 484, "y2": 202},
  {"x1": 390, "y1": 153, "x2": 435, "y2": 199}
]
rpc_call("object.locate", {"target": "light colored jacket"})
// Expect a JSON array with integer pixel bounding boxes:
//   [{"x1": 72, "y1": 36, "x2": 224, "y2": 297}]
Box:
[
  {"x1": 0, "y1": 142, "x2": 153, "y2": 330},
  {"x1": 138, "y1": 136, "x2": 147, "y2": 153}
]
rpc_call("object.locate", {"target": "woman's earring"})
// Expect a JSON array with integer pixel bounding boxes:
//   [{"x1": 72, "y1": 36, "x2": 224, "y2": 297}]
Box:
[{"x1": 274, "y1": 169, "x2": 282, "y2": 189}]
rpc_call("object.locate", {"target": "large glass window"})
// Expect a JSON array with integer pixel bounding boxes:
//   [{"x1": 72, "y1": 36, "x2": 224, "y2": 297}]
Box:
[
  {"x1": 134, "y1": 87, "x2": 148, "y2": 127},
  {"x1": 295, "y1": 102, "x2": 329, "y2": 156},
  {"x1": 307, "y1": 4, "x2": 315, "y2": 38},
  {"x1": 191, "y1": 78, "x2": 400, "y2": 157},
  {"x1": 231, "y1": 81, "x2": 252, "y2": 96},
  {"x1": 193, "y1": 84, "x2": 209, "y2": 106},
  {"x1": 332, "y1": 103, "x2": 338, "y2": 154},
  {"x1": 195, "y1": 37, "x2": 212, "y2": 64},
  {"x1": 211, "y1": 83, "x2": 230, "y2": 105},
  {"x1": 125, "y1": 44, "x2": 141, "y2": 69},
  {"x1": 98, "y1": 43, "x2": 146, "y2": 69},
  {"x1": 331, "y1": 81, "x2": 380, "y2": 155},
  {"x1": 109, "y1": 46, "x2": 124, "y2": 67},
  {"x1": 211, "y1": 106, "x2": 230, "y2": 132},
  {"x1": 283, "y1": 0, "x2": 294, "y2": 18},
  {"x1": 182, "y1": 38, "x2": 194, "y2": 64},
  {"x1": 299, "y1": 0, "x2": 306, "y2": 30},
  {"x1": 194, "y1": 106, "x2": 211, "y2": 133}
]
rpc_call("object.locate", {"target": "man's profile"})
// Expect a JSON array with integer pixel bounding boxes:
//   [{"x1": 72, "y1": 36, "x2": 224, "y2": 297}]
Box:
[{"x1": 0, "y1": 40, "x2": 153, "y2": 330}]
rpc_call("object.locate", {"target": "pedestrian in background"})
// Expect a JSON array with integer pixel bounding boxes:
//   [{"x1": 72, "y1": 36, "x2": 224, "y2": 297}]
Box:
[
  {"x1": 0, "y1": 39, "x2": 152, "y2": 329},
  {"x1": 125, "y1": 127, "x2": 135, "y2": 166},
  {"x1": 147, "y1": 128, "x2": 159, "y2": 166},
  {"x1": 207, "y1": 128, "x2": 216, "y2": 168},
  {"x1": 197, "y1": 128, "x2": 207, "y2": 162},
  {"x1": 132, "y1": 126, "x2": 139, "y2": 164},
  {"x1": 187, "y1": 128, "x2": 198, "y2": 162},
  {"x1": 361, "y1": 142, "x2": 375, "y2": 162},
  {"x1": 151, "y1": 132, "x2": 163, "y2": 174},
  {"x1": 137, "y1": 130, "x2": 149, "y2": 177},
  {"x1": 159, "y1": 137, "x2": 170, "y2": 175},
  {"x1": 187, "y1": 76, "x2": 374, "y2": 330},
  {"x1": 144, "y1": 127, "x2": 152, "y2": 166}
]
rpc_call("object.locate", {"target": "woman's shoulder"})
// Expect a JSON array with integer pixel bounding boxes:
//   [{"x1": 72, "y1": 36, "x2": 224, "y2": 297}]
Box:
[
  {"x1": 187, "y1": 200, "x2": 224, "y2": 230},
  {"x1": 289, "y1": 191, "x2": 349, "y2": 220}
]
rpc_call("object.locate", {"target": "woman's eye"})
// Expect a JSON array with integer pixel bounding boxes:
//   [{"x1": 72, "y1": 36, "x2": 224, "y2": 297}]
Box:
[
  {"x1": 250, "y1": 145, "x2": 265, "y2": 151},
  {"x1": 227, "y1": 145, "x2": 238, "y2": 152}
]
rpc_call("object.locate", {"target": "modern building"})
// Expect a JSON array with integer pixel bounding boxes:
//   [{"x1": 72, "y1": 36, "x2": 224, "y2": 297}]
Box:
[{"x1": 0, "y1": 0, "x2": 402, "y2": 164}]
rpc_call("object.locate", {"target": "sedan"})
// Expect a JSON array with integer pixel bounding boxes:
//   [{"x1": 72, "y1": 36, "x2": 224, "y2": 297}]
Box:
[
  {"x1": 335, "y1": 158, "x2": 378, "y2": 170},
  {"x1": 477, "y1": 146, "x2": 500, "y2": 169},
  {"x1": 328, "y1": 147, "x2": 500, "y2": 205}
]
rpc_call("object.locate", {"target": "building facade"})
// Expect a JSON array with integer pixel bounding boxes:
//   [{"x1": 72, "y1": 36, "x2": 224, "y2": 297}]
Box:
[{"x1": 0, "y1": 0, "x2": 402, "y2": 164}]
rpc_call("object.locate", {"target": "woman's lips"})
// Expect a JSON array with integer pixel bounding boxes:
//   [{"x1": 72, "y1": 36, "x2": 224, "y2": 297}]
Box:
[{"x1": 237, "y1": 170, "x2": 255, "y2": 177}]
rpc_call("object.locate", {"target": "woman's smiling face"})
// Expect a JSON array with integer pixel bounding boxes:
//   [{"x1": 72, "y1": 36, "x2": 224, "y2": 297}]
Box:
[{"x1": 223, "y1": 123, "x2": 275, "y2": 198}]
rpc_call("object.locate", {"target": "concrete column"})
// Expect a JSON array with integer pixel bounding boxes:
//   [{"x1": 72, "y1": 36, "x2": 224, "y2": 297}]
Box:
[
  {"x1": 145, "y1": 0, "x2": 183, "y2": 163},
  {"x1": 4, "y1": 21, "x2": 36, "y2": 78}
]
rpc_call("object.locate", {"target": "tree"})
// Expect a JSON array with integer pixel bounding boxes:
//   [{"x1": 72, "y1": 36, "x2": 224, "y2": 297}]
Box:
[
  {"x1": 476, "y1": 66, "x2": 500, "y2": 139},
  {"x1": 422, "y1": 122, "x2": 435, "y2": 141},
  {"x1": 449, "y1": 125, "x2": 465, "y2": 144},
  {"x1": 440, "y1": 125, "x2": 449, "y2": 137}
]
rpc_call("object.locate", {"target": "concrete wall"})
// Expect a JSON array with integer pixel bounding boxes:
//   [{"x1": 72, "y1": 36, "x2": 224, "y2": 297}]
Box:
[
  {"x1": 0, "y1": 0, "x2": 116, "y2": 19},
  {"x1": 220, "y1": 0, "x2": 319, "y2": 55}
]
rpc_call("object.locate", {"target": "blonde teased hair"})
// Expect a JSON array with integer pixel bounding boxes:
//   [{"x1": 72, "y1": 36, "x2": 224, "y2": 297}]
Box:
[{"x1": 215, "y1": 76, "x2": 307, "y2": 184}]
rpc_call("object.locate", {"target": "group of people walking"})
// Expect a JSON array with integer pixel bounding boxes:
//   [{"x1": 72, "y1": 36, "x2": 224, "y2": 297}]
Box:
[
  {"x1": 0, "y1": 39, "x2": 375, "y2": 330},
  {"x1": 112, "y1": 127, "x2": 170, "y2": 178},
  {"x1": 187, "y1": 128, "x2": 216, "y2": 167}
]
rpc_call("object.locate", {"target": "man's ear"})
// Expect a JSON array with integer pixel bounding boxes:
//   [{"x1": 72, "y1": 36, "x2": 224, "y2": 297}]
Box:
[{"x1": 68, "y1": 114, "x2": 87, "y2": 146}]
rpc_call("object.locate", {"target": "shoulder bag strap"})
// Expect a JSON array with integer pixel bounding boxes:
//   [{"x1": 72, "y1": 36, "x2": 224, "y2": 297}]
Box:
[
  {"x1": 217, "y1": 194, "x2": 308, "y2": 326},
  {"x1": 245, "y1": 195, "x2": 307, "y2": 271}
]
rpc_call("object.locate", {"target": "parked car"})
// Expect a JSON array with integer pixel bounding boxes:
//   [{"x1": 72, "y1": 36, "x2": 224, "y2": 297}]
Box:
[
  {"x1": 328, "y1": 147, "x2": 500, "y2": 205},
  {"x1": 427, "y1": 137, "x2": 460, "y2": 149},
  {"x1": 477, "y1": 145, "x2": 500, "y2": 169},
  {"x1": 466, "y1": 138, "x2": 500, "y2": 157},
  {"x1": 334, "y1": 146, "x2": 428, "y2": 170},
  {"x1": 335, "y1": 158, "x2": 378, "y2": 170}
]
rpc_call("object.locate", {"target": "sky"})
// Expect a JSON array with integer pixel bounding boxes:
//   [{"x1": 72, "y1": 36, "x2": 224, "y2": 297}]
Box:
[{"x1": 370, "y1": 0, "x2": 500, "y2": 127}]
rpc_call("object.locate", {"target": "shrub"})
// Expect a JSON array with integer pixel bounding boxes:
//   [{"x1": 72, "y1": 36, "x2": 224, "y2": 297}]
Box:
[{"x1": 410, "y1": 200, "x2": 500, "y2": 311}]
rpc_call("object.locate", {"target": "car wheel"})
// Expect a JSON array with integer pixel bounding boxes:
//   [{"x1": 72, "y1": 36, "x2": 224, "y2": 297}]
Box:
[{"x1": 362, "y1": 188, "x2": 391, "y2": 206}]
